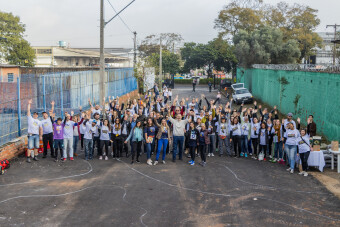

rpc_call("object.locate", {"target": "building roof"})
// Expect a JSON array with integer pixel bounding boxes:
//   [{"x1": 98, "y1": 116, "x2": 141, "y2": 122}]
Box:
[
  {"x1": 0, "y1": 64, "x2": 19, "y2": 68},
  {"x1": 52, "y1": 47, "x2": 128, "y2": 60}
]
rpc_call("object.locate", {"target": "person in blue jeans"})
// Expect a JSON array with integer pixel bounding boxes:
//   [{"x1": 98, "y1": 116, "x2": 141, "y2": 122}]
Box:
[
  {"x1": 283, "y1": 121, "x2": 300, "y2": 174},
  {"x1": 144, "y1": 118, "x2": 157, "y2": 165},
  {"x1": 153, "y1": 118, "x2": 171, "y2": 165},
  {"x1": 168, "y1": 111, "x2": 190, "y2": 162}
]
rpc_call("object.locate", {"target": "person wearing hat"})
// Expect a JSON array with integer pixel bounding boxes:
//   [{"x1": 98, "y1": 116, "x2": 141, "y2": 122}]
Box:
[
  {"x1": 26, "y1": 99, "x2": 43, "y2": 163},
  {"x1": 284, "y1": 113, "x2": 296, "y2": 130}
]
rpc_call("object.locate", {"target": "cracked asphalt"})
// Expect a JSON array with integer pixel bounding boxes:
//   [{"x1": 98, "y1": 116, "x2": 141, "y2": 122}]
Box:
[{"x1": 0, "y1": 85, "x2": 339, "y2": 227}]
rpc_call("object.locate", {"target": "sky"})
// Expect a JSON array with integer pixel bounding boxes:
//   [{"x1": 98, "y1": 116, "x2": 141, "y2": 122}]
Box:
[{"x1": 1, "y1": 0, "x2": 340, "y2": 48}]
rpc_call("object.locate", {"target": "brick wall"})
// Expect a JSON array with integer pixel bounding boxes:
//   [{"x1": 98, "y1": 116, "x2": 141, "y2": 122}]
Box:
[{"x1": 0, "y1": 89, "x2": 138, "y2": 160}]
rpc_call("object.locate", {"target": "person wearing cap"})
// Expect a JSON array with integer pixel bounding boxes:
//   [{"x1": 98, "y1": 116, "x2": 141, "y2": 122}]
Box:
[
  {"x1": 52, "y1": 116, "x2": 65, "y2": 162},
  {"x1": 284, "y1": 113, "x2": 296, "y2": 130},
  {"x1": 26, "y1": 99, "x2": 43, "y2": 163}
]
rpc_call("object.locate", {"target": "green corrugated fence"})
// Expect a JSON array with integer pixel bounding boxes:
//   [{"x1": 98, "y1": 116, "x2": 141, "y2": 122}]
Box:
[{"x1": 237, "y1": 68, "x2": 340, "y2": 141}]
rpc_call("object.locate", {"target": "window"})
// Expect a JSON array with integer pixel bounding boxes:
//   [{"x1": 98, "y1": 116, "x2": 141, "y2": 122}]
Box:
[
  {"x1": 36, "y1": 48, "x2": 52, "y2": 54},
  {"x1": 7, "y1": 73, "x2": 14, "y2": 82}
]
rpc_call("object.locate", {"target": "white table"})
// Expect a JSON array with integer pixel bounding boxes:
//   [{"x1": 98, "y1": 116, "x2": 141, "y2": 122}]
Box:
[
  {"x1": 307, "y1": 150, "x2": 325, "y2": 172},
  {"x1": 329, "y1": 149, "x2": 340, "y2": 173}
]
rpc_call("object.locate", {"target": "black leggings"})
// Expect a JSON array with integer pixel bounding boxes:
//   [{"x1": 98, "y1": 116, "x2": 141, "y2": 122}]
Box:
[
  {"x1": 251, "y1": 138, "x2": 258, "y2": 157},
  {"x1": 112, "y1": 135, "x2": 123, "y2": 157},
  {"x1": 121, "y1": 135, "x2": 129, "y2": 156},
  {"x1": 81, "y1": 134, "x2": 84, "y2": 149},
  {"x1": 43, "y1": 133, "x2": 54, "y2": 156},
  {"x1": 300, "y1": 151, "x2": 310, "y2": 171},
  {"x1": 232, "y1": 135, "x2": 241, "y2": 157},
  {"x1": 198, "y1": 145, "x2": 206, "y2": 162},
  {"x1": 100, "y1": 140, "x2": 110, "y2": 156},
  {"x1": 189, "y1": 145, "x2": 196, "y2": 162},
  {"x1": 132, "y1": 141, "x2": 142, "y2": 161}
]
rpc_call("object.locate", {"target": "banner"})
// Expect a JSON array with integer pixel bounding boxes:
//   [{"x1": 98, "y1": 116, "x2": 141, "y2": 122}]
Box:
[{"x1": 144, "y1": 67, "x2": 155, "y2": 91}]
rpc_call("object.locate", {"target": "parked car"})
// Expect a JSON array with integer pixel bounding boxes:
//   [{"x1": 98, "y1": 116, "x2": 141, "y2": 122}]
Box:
[
  {"x1": 232, "y1": 85, "x2": 253, "y2": 105},
  {"x1": 231, "y1": 83, "x2": 244, "y2": 90},
  {"x1": 220, "y1": 79, "x2": 232, "y2": 89}
]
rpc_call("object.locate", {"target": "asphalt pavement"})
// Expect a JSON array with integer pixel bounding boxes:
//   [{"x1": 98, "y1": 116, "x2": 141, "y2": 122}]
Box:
[{"x1": 0, "y1": 84, "x2": 339, "y2": 227}]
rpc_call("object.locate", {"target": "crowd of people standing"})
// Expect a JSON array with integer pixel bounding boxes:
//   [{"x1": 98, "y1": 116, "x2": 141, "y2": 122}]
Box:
[{"x1": 26, "y1": 83, "x2": 317, "y2": 176}]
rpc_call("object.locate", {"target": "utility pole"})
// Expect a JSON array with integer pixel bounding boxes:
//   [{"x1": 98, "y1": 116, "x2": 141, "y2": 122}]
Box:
[
  {"x1": 99, "y1": 0, "x2": 105, "y2": 105},
  {"x1": 159, "y1": 36, "x2": 162, "y2": 83},
  {"x1": 326, "y1": 24, "x2": 340, "y2": 65},
  {"x1": 133, "y1": 31, "x2": 137, "y2": 68}
]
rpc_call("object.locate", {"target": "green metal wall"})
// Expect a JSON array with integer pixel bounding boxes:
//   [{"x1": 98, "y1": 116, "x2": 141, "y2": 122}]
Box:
[{"x1": 237, "y1": 68, "x2": 340, "y2": 141}]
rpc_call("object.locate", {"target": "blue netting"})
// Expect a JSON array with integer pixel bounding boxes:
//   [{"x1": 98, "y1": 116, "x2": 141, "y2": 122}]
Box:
[{"x1": 0, "y1": 68, "x2": 136, "y2": 146}]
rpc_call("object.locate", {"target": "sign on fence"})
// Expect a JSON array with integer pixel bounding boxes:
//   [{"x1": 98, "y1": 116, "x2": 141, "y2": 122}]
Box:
[{"x1": 144, "y1": 67, "x2": 155, "y2": 92}]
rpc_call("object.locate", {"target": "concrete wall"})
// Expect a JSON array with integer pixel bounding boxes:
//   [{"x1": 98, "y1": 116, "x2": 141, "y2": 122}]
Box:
[{"x1": 237, "y1": 68, "x2": 340, "y2": 141}]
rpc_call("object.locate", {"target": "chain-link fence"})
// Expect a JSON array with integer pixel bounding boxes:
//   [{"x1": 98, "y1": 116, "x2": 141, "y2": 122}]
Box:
[{"x1": 0, "y1": 68, "x2": 137, "y2": 146}]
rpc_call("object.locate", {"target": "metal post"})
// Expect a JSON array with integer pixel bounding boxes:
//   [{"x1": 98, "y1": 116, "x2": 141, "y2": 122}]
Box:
[
  {"x1": 133, "y1": 31, "x2": 137, "y2": 69},
  {"x1": 99, "y1": 0, "x2": 105, "y2": 105},
  {"x1": 159, "y1": 36, "x2": 162, "y2": 86},
  {"x1": 17, "y1": 77, "x2": 22, "y2": 137},
  {"x1": 43, "y1": 75, "x2": 46, "y2": 111},
  {"x1": 60, "y1": 74, "x2": 63, "y2": 117}
]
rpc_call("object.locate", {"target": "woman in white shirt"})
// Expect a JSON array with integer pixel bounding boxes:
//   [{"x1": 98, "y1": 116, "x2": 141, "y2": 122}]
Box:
[
  {"x1": 297, "y1": 129, "x2": 312, "y2": 177},
  {"x1": 283, "y1": 122, "x2": 300, "y2": 174},
  {"x1": 99, "y1": 119, "x2": 111, "y2": 160}
]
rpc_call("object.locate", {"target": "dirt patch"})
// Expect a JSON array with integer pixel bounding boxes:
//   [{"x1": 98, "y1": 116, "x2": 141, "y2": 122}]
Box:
[
  {"x1": 48, "y1": 179, "x2": 88, "y2": 188},
  {"x1": 311, "y1": 170, "x2": 340, "y2": 199}
]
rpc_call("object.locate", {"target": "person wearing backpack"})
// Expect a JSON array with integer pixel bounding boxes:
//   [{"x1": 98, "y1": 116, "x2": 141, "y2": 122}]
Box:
[{"x1": 297, "y1": 128, "x2": 312, "y2": 177}]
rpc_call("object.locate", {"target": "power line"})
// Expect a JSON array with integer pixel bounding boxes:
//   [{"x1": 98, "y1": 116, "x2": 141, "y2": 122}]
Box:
[{"x1": 106, "y1": 0, "x2": 134, "y2": 34}]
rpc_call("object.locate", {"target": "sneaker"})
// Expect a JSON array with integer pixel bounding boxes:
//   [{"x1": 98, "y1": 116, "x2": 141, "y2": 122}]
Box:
[
  {"x1": 62, "y1": 158, "x2": 66, "y2": 162},
  {"x1": 74, "y1": 153, "x2": 78, "y2": 157},
  {"x1": 286, "y1": 168, "x2": 291, "y2": 171},
  {"x1": 245, "y1": 153, "x2": 248, "y2": 158},
  {"x1": 27, "y1": 158, "x2": 31, "y2": 163},
  {"x1": 263, "y1": 158, "x2": 266, "y2": 161},
  {"x1": 273, "y1": 158, "x2": 277, "y2": 162},
  {"x1": 269, "y1": 155, "x2": 272, "y2": 159},
  {"x1": 162, "y1": 160, "x2": 166, "y2": 164},
  {"x1": 99, "y1": 156, "x2": 103, "y2": 160},
  {"x1": 249, "y1": 153, "x2": 253, "y2": 156},
  {"x1": 190, "y1": 161, "x2": 195, "y2": 166},
  {"x1": 240, "y1": 153, "x2": 244, "y2": 157},
  {"x1": 147, "y1": 160, "x2": 153, "y2": 166},
  {"x1": 207, "y1": 153, "x2": 211, "y2": 157},
  {"x1": 298, "y1": 171, "x2": 304, "y2": 175},
  {"x1": 211, "y1": 153, "x2": 214, "y2": 157},
  {"x1": 105, "y1": 156, "x2": 108, "y2": 161},
  {"x1": 131, "y1": 161, "x2": 134, "y2": 165},
  {"x1": 70, "y1": 157, "x2": 74, "y2": 161},
  {"x1": 154, "y1": 161, "x2": 158, "y2": 165},
  {"x1": 303, "y1": 172, "x2": 308, "y2": 177},
  {"x1": 202, "y1": 162, "x2": 206, "y2": 167},
  {"x1": 290, "y1": 169, "x2": 294, "y2": 174},
  {"x1": 136, "y1": 160, "x2": 140, "y2": 163},
  {"x1": 188, "y1": 160, "x2": 193, "y2": 164},
  {"x1": 54, "y1": 159, "x2": 58, "y2": 162},
  {"x1": 42, "y1": 155, "x2": 47, "y2": 159}
]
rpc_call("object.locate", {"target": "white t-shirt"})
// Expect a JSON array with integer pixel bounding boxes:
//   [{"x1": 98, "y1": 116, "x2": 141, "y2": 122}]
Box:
[
  {"x1": 100, "y1": 125, "x2": 110, "y2": 141},
  {"x1": 41, "y1": 118, "x2": 53, "y2": 134},
  {"x1": 168, "y1": 91, "x2": 172, "y2": 96},
  {"x1": 84, "y1": 121, "x2": 98, "y2": 140},
  {"x1": 63, "y1": 120, "x2": 75, "y2": 139},
  {"x1": 284, "y1": 129, "x2": 300, "y2": 146},
  {"x1": 28, "y1": 116, "x2": 41, "y2": 135}
]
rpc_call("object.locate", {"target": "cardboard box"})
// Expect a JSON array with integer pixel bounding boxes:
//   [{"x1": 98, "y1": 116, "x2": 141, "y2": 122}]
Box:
[
  {"x1": 331, "y1": 141, "x2": 339, "y2": 151},
  {"x1": 312, "y1": 136, "x2": 321, "y2": 151}
]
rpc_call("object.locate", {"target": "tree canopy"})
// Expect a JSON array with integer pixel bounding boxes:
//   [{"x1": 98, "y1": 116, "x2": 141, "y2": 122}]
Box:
[
  {"x1": 181, "y1": 38, "x2": 237, "y2": 76},
  {"x1": 0, "y1": 11, "x2": 35, "y2": 66},
  {"x1": 146, "y1": 50, "x2": 181, "y2": 75},
  {"x1": 215, "y1": 0, "x2": 322, "y2": 61},
  {"x1": 233, "y1": 26, "x2": 301, "y2": 67}
]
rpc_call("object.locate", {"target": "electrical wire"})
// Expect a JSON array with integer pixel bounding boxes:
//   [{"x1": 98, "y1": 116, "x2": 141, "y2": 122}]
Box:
[{"x1": 106, "y1": 0, "x2": 134, "y2": 34}]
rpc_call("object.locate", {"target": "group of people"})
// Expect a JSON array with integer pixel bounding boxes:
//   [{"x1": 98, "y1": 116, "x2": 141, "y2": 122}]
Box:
[{"x1": 26, "y1": 83, "x2": 317, "y2": 176}]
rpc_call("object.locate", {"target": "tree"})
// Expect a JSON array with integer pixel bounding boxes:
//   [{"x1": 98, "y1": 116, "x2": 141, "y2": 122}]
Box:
[
  {"x1": 215, "y1": 1, "x2": 322, "y2": 62},
  {"x1": 138, "y1": 33, "x2": 183, "y2": 58},
  {"x1": 0, "y1": 11, "x2": 35, "y2": 66},
  {"x1": 233, "y1": 26, "x2": 300, "y2": 67},
  {"x1": 181, "y1": 39, "x2": 237, "y2": 76},
  {"x1": 146, "y1": 50, "x2": 181, "y2": 75}
]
